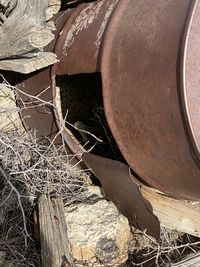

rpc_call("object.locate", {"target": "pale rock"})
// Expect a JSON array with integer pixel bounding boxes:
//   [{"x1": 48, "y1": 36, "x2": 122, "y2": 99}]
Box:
[
  {"x1": 65, "y1": 189, "x2": 131, "y2": 266},
  {"x1": 0, "y1": 85, "x2": 24, "y2": 131}
]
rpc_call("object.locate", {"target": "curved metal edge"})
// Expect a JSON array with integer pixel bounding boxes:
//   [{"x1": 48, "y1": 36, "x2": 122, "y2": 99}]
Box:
[
  {"x1": 83, "y1": 152, "x2": 160, "y2": 240},
  {"x1": 100, "y1": 0, "x2": 145, "y2": 179},
  {"x1": 181, "y1": 0, "x2": 200, "y2": 162},
  {"x1": 51, "y1": 72, "x2": 86, "y2": 160}
]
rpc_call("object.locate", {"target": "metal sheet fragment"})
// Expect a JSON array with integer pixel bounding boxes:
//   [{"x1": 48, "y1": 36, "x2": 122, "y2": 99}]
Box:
[{"x1": 83, "y1": 153, "x2": 160, "y2": 240}]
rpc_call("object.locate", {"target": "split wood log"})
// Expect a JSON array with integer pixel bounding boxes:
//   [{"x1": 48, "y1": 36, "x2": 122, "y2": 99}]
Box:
[
  {"x1": 141, "y1": 186, "x2": 200, "y2": 238},
  {"x1": 0, "y1": 0, "x2": 61, "y2": 73},
  {"x1": 38, "y1": 195, "x2": 73, "y2": 267}
]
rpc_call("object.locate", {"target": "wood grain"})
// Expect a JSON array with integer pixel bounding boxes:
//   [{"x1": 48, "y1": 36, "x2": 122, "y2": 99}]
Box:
[
  {"x1": 0, "y1": 0, "x2": 61, "y2": 73},
  {"x1": 141, "y1": 186, "x2": 200, "y2": 238},
  {"x1": 39, "y1": 195, "x2": 73, "y2": 267}
]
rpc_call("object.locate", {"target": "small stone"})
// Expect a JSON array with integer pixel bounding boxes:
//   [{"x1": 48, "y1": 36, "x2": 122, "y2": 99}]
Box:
[
  {"x1": 65, "y1": 197, "x2": 131, "y2": 266},
  {"x1": 86, "y1": 185, "x2": 104, "y2": 200}
]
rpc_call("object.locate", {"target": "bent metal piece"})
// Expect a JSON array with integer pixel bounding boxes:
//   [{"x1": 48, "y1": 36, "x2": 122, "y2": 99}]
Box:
[
  {"x1": 101, "y1": 0, "x2": 200, "y2": 200},
  {"x1": 14, "y1": 3, "x2": 161, "y2": 238},
  {"x1": 83, "y1": 153, "x2": 160, "y2": 239}
]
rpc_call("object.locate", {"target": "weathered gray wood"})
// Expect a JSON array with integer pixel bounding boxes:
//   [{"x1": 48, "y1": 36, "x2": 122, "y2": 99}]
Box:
[
  {"x1": 0, "y1": 0, "x2": 61, "y2": 73},
  {"x1": 46, "y1": 0, "x2": 61, "y2": 21},
  {"x1": 0, "y1": 0, "x2": 53, "y2": 57},
  {"x1": 0, "y1": 52, "x2": 58, "y2": 74},
  {"x1": 141, "y1": 186, "x2": 200, "y2": 238},
  {"x1": 171, "y1": 252, "x2": 200, "y2": 267},
  {"x1": 39, "y1": 195, "x2": 73, "y2": 267}
]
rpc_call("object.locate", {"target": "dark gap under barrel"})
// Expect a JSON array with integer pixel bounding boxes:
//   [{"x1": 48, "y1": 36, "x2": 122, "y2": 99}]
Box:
[{"x1": 56, "y1": 73, "x2": 124, "y2": 161}]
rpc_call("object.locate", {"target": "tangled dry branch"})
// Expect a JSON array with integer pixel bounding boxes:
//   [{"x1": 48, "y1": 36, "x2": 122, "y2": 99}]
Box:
[{"x1": 0, "y1": 80, "x2": 91, "y2": 266}]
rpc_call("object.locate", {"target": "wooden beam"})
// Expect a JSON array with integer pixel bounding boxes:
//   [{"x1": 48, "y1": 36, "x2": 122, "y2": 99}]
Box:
[
  {"x1": 0, "y1": 52, "x2": 58, "y2": 74},
  {"x1": 141, "y1": 186, "x2": 200, "y2": 238},
  {"x1": 39, "y1": 195, "x2": 73, "y2": 267}
]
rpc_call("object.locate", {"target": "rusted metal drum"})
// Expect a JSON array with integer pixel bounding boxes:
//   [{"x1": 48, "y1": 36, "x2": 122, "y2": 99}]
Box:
[
  {"x1": 15, "y1": 0, "x2": 200, "y2": 201},
  {"x1": 101, "y1": 0, "x2": 200, "y2": 200}
]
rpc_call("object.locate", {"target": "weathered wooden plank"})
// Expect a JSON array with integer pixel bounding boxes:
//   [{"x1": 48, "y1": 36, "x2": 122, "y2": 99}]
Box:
[
  {"x1": 0, "y1": 0, "x2": 61, "y2": 73},
  {"x1": 0, "y1": 52, "x2": 58, "y2": 74},
  {"x1": 141, "y1": 186, "x2": 200, "y2": 238},
  {"x1": 171, "y1": 252, "x2": 200, "y2": 267},
  {"x1": 0, "y1": 0, "x2": 53, "y2": 58},
  {"x1": 39, "y1": 195, "x2": 73, "y2": 267}
]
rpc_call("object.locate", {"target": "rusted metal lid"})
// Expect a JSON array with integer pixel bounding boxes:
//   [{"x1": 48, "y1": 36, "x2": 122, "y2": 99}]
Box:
[
  {"x1": 181, "y1": 0, "x2": 200, "y2": 162},
  {"x1": 83, "y1": 153, "x2": 160, "y2": 239}
]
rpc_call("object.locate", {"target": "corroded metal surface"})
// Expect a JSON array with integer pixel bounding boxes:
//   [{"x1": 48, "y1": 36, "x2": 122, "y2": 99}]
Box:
[
  {"x1": 14, "y1": 0, "x2": 200, "y2": 233},
  {"x1": 101, "y1": 0, "x2": 200, "y2": 200},
  {"x1": 16, "y1": 68, "x2": 57, "y2": 140},
  {"x1": 54, "y1": 0, "x2": 119, "y2": 75},
  {"x1": 83, "y1": 153, "x2": 160, "y2": 239}
]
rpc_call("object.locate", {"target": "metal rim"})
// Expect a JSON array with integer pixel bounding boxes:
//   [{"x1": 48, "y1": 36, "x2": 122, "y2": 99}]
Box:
[{"x1": 181, "y1": 0, "x2": 200, "y2": 162}]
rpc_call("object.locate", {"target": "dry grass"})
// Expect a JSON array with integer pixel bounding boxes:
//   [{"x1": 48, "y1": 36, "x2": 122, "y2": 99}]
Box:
[
  {"x1": 0, "y1": 127, "x2": 91, "y2": 266},
  {"x1": 125, "y1": 227, "x2": 200, "y2": 267},
  {"x1": 0, "y1": 81, "x2": 90, "y2": 266}
]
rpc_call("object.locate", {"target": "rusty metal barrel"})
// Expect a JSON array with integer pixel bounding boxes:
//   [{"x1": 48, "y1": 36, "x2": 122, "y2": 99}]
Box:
[
  {"x1": 100, "y1": 0, "x2": 200, "y2": 200},
  {"x1": 15, "y1": 0, "x2": 200, "y2": 200}
]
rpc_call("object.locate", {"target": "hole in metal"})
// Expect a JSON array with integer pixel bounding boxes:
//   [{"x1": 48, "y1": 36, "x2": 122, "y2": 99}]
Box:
[{"x1": 56, "y1": 73, "x2": 123, "y2": 161}]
